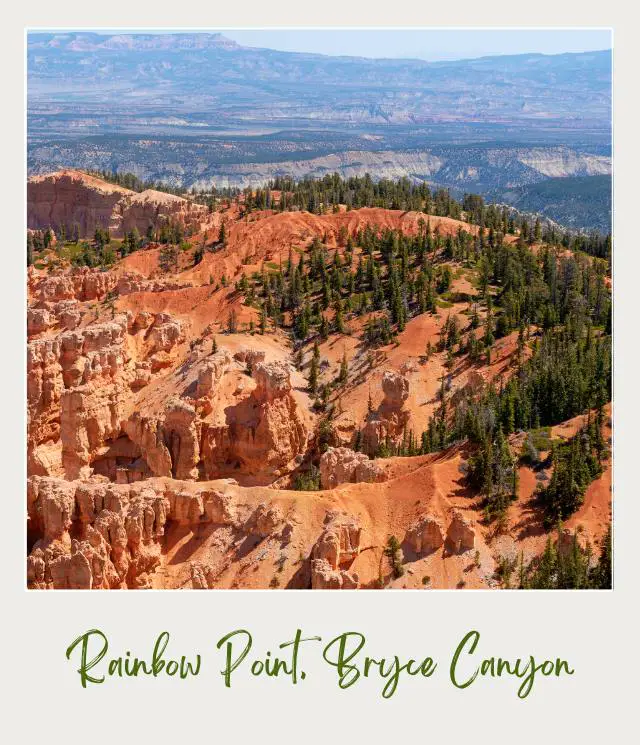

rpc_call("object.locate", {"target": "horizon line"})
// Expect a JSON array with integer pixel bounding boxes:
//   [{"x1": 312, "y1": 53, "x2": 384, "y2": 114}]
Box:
[{"x1": 26, "y1": 28, "x2": 613, "y2": 65}]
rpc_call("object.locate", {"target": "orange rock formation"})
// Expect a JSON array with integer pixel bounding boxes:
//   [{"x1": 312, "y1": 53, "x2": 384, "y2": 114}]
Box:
[{"x1": 26, "y1": 172, "x2": 612, "y2": 590}]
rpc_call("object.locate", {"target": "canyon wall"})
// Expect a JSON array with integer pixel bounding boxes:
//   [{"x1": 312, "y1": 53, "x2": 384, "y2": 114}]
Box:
[{"x1": 27, "y1": 170, "x2": 210, "y2": 237}]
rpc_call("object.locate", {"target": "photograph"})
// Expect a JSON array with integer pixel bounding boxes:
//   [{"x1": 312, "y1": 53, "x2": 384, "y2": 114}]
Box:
[{"x1": 25, "y1": 28, "x2": 612, "y2": 590}]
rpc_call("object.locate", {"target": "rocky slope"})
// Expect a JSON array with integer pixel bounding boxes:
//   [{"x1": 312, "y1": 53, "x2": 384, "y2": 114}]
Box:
[
  {"x1": 27, "y1": 170, "x2": 210, "y2": 237},
  {"x1": 26, "y1": 173, "x2": 612, "y2": 589}
]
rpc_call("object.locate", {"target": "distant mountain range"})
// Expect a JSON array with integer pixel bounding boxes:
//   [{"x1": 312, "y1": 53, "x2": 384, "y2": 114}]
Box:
[
  {"x1": 28, "y1": 32, "x2": 612, "y2": 128},
  {"x1": 27, "y1": 32, "x2": 612, "y2": 232}
]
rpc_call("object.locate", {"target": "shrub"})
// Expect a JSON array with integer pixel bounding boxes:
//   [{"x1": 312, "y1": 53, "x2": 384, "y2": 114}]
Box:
[
  {"x1": 384, "y1": 536, "x2": 404, "y2": 579},
  {"x1": 293, "y1": 466, "x2": 321, "y2": 491}
]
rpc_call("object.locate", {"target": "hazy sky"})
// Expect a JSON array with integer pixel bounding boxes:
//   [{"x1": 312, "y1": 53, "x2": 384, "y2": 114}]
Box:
[{"x1": 220, "y1": 29, "x2": 612, "y2": 61}]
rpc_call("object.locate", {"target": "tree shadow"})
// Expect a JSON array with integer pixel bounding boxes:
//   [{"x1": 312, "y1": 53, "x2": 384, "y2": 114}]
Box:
[
  {"x1": 286, "y1": 559, "x2": 311, "y2": 589},
  {"x1": 234, "y1": 531, "x2": 263, "y2": 560},
  {"x1": 166, "y1": 523, "x2": 218, "y2": 565},
  {"x1": 513, "y1": 496, "x2": 547, "y2": 540}
]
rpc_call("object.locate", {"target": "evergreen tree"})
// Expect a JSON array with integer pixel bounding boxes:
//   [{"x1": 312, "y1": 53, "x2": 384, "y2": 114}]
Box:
[
  {"x1": 338, "y1": 349, "x2": 348, "y2": 384},
  {"x1": 308, "y1": 355, "x2": 319, "y2": 395},
  {"x1": 226, "y1": 310, "x2": 238, "y2": 334}
]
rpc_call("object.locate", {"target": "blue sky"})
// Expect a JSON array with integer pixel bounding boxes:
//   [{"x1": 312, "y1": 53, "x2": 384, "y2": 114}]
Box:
[
  {"x1": 221, "y1": 29, "x2": 611, "y2": 61},
  {"x1": 56, "y1": 28, "x2": 614, "y2": 62}
]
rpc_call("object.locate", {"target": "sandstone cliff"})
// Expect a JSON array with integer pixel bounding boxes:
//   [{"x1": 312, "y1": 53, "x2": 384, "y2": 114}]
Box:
[{"x1": 27, "y1": 170, "x2": 210, "y2": 237}]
